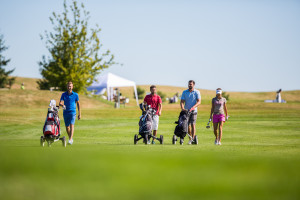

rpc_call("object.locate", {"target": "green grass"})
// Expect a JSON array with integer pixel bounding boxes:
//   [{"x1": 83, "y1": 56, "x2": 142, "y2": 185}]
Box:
[{"x1": 0, "y1": 88, "x2": 300, "y2": 200}]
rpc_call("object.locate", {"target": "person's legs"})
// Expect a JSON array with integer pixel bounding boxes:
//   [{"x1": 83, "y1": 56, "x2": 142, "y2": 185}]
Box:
[
  {"x1": 188, "y1": 125, "x2": 191, "y2": 137},
  {"x1": 218, "y1": 121, "x2": 224, "y2": 144},
  {"x1": 188, "y1": 113, "x2": 197, "y2": 144},
  {"x1": 153, "y1": 130, "x2": 157, "y2": 138},
  {"x1": 188, "y1": 124, "x2": 195, "y2": 144},
  {"x1": 152, "y1": 115, "x2": 159, "y2": 144},
  {"x1": 69, "y1": 124, "x2": 74, "y2": 140},
  {"x1": 213, "y1": 122, "x2": 218, "y2": 144},
  {"x1": 64, "y1": 114, "x2": 76, "y2": 144},
  {"x1": 66, "y1": 126, "x2": 71, "y2": 138},
  {"x1": 191, "y1": 124, "x2": 196, "y2": 139},
  {"x1": 152, "y1": 130, "x2": 157, "y2": 144},
  {"x1": 64, "y1": 113, "x2": 71, "y2": 139},
  {"x1": 191, "y1": 113, "x2": 197, "y2": 139}
]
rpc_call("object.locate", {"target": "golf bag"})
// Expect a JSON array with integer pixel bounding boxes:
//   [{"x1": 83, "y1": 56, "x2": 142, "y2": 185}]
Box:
[
  {"x1": 139, "y1": 109, "x2": 154, "y2": 137},
  {"x1": 138, "y1": 103, "x2": 156, "y2": 136},
  {"x1": 174, "y1": 110, "x2": 191, "y2": 138},
  {"x1": 43, "y1": 107, "x2": 60, "y2": 138}
]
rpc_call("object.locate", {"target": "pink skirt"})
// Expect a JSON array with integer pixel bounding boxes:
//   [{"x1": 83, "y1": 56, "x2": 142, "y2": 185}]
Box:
[{"x1": 213, "y1": 114, "x2": 225, "y2": 123}]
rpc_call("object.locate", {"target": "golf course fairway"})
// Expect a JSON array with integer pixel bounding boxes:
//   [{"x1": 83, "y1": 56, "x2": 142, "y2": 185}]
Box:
[{"x1": 0, "y1": 82, "x2": 299, "y2": 200}]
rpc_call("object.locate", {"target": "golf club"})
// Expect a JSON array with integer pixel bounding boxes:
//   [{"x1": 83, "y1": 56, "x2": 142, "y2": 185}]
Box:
[{"x1": 206, "y1": 118, "x2": 212, "y2": 129}]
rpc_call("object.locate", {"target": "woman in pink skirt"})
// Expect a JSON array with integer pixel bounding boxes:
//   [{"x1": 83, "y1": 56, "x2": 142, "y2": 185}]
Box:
[{"x1": 209, "y1": 88, "x2": 228, "y2": 145}]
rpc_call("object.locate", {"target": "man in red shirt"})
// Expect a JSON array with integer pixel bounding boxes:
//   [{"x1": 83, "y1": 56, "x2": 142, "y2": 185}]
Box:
[{"x1": 143, "y1": 85, "x2": 162, "y2": 144}]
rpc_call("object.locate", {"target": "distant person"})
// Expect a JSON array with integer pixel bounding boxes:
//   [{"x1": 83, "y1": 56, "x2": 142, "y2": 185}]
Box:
[
  {"x1": 276, "y1": 89, "x2": 282, "y2": 103},
  {"x1": 169, "y1": 93, "x2": 179, "y2": 104},
  {"x1": 180, "y1": 80, "x2": 201, "y2": 144},
  {"x1": 264, "y1": 88, "x2": 286, "y2": 103},
  {"x1": 59, "y1": 81, "x2": 81, "y2": 145},
  {"x1": 209, "y1": 88, "x2": 228, "y2": 145},
  {"x1": 143, "y1": 85, "x2": 162, "y2": 144},
  {"x1": 21, "y1": 82, "x2": 25, "y2": 90}
]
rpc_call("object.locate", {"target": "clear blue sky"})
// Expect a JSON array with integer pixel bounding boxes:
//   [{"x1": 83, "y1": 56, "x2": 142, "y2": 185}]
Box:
[{"x1": 0, "y1": 0, "x2": 299, "y2": 91}]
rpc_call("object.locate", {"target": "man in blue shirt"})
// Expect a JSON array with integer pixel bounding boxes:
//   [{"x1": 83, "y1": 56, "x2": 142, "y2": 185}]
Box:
[
  {"x1": 180, "y1": 80, "x2": 201, "y2": 144},
  {"x1": 59, "y1": 81, "x2": 81, "y2": 145}
]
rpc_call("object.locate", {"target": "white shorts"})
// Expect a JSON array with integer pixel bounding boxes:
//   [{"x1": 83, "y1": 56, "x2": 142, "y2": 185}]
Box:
[{"x1": 152, "y1": 115, "x2": 159, "y2": 131}]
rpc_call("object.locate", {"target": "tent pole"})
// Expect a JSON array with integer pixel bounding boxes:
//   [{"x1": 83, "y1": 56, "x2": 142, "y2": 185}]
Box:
[
  {"x1": 107, "y1": 86, "x2": 110, "y2": 101},
  {"x1": 133, "y1": 84, "x2": 139, "y2": 106}
]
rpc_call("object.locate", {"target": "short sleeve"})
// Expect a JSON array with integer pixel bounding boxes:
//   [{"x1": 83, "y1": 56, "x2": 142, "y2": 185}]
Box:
[
  {"x1": 76, "y1": 93, "x2": 79, "y2": 102},
  {"x1": 224, "y1": 97, "x2": 227, "y2": 104},
  {"x1": 158, "y1": 96, "x2": 162, "y2": 104},
  {"x1": 143, "y1": 95, "x2": 147, "y2": 102},
  {"x1": 197, "y1": 90, "x2": 201, "y2": 100},
  {"x1": 181, "y1": 91, "x2": 185, "y2": 100}
]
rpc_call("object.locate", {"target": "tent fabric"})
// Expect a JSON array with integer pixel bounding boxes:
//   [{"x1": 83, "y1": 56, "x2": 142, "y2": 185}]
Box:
[{"x1": 87, "y1": 73, "x2": 139, "y2": 106}]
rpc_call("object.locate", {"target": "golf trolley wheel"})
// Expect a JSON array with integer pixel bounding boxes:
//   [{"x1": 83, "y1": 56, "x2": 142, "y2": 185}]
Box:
[
  {"x1": 62, "y1": 136, "x2": 66, "y2": 147},
  {"x1": 159, "y1": 135, "x2": 164, "y2": 145},
  {"x1": 180, "y1": 138, "x2": 184, "y2": 145},
  {"x1": 172, "y1": 135, "x2": 176, "y2": 145},
  {"x1": 40, "y1": 136, "x2": 45, "y2": 147},
  {"x1": 134, "y1": 134, "x2": 138, "y2": 145},
  {"x1": 193, "y1": 135, "x2": 198, "y2": 145}
]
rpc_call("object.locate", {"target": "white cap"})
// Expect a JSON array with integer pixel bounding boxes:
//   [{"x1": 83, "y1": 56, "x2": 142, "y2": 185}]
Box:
[{"x1": 216, "y1": 90, "x2": 222, "y2": 94}]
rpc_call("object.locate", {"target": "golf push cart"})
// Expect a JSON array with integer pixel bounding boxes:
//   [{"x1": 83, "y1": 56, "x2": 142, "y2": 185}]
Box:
[
  {"x1": 172, "y1": 110, "x2": 198, "y2": 145},
  {"x1": 40, "y1": 100, "x2": 66, "y2": 147},
  {"x1": 134, "y1": 103, "x2": 163, "y2": 145}
]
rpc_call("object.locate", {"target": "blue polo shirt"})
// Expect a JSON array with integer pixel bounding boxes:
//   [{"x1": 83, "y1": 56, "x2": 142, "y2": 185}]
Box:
[
  {"x1": 181, "y1": 89, "x2": 201, "y2": 112},
  {"x1": 60, "y1": 91, "x2": 79, "y2": 114}
]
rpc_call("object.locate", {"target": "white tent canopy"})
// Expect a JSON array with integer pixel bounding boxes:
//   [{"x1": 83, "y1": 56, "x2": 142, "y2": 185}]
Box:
[{"x1": 87, "y1": 73, "x2": 139, "y2": 106}]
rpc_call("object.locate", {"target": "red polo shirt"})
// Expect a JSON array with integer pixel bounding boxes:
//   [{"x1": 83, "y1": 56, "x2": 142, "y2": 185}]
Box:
[{"x1": 144, "y1": 94, "x2": 162, "y2": 115}]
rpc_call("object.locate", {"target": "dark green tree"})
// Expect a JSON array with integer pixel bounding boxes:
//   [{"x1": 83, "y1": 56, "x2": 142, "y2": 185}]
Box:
[
  {"x1": 134, "y1": 86, "x2": 145, "y2": 99},
  {"x1": 38, "y1": 0, "x2": 114, "y2": 92},
  {"x1": 0, "y1": 34, "x2": 15, "y2": 89},
  {"x1": 157, "y1": 91, "x2": 166, "y2": 102}
]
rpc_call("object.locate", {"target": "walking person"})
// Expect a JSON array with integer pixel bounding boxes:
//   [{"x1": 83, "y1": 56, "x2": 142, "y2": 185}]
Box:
[
  {"x1": 276, "y1": 89, "x2": 282, "y2": 103},
  {"x1": 209, "y1": 88, "x2": 228, "y2": 145},
  {"x1": 143, "y1": 85, "x2": 162, "y2": 144},
  {"x1": 59, "y1": 81, "x2": 81, "y2": 145},
  {"x1": 180, "y1": 80, "x2": 201, "y2": 144}
]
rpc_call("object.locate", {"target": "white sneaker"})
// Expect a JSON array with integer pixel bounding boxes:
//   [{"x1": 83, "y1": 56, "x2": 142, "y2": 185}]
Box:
[
  {"x1": 218, "y1": 141, "x2": 221, "y2": 145},
  {"x1": 188, "y1": 140, "x2": 192, "y2": 145},
  {"x1": 215, "y1": 139, "x2": 218, "y2": 145},
  {"x1": 68, "y1": 139, "x2": 73, "y2": 145}
]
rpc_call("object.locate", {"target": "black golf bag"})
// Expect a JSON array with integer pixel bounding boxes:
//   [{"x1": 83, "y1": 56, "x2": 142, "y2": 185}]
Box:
[
  {"x1": 134, "y1": 103, "x2": 164, "y2": 145},
  {"x1": 139, "y1": 107, "x2": 155, "y2": 137},
  {"x1": 174, "y1": 110, "x2": 191, "y2": 139}
]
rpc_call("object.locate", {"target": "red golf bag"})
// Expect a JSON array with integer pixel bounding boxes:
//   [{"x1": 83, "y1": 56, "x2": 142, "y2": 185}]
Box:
[{"x1": 43, "y1": 108, "x2": 60, "y2": 138}]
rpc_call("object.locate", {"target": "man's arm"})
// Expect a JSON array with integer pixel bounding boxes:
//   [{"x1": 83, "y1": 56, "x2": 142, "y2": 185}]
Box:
[
  {"x1": 59, "y1": 100, "x2": 64, "y2": 107},
  {"x1": 180, "y1": 99, "x2": 185, "y2": 111},
  {"x1": 59, "y1": 100, "x2": 66, "y2": 110},
  {"x1": 158, "y1": 103, "x2": 162, "y2": 116},
  {"x1": 190, "y1": 98, "x2": 201, "y2": 112},
  {"x1": 77, "y1": 101, "x2": 81, "y2": 120}
]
